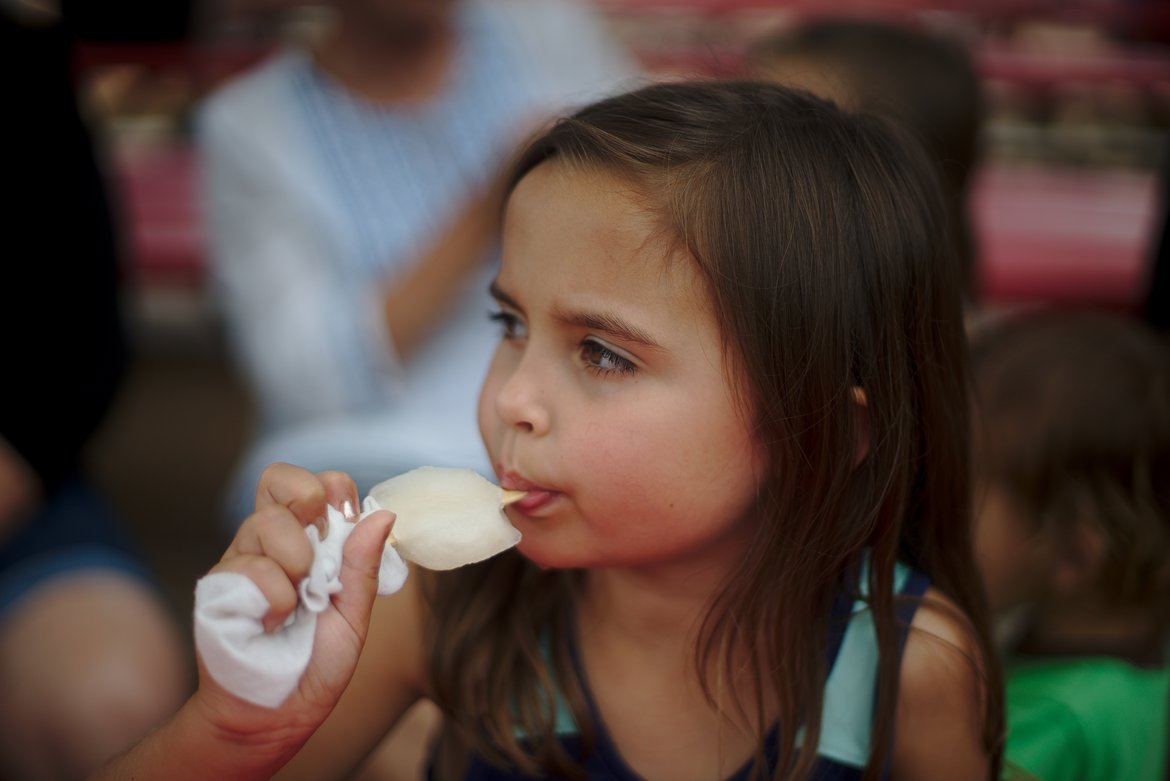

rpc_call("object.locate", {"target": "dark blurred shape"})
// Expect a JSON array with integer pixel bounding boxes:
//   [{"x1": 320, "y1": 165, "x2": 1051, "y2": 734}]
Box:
[
  {"x1": 62, "y1": 0, "x2": 193, "y2": 41},
  {"x1": 747, "y1": 17, "x2": 986, "y2": 303},
  {"x1": 2, "y1": 11, "x2": 128, "y2": 488},
  {"x1": 0, "y1": 9, "x2": 188, "y2": 779}
]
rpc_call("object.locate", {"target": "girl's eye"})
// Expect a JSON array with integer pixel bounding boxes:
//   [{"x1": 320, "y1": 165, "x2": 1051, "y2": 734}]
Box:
[
  {"x1": 488, "y1": 310, "x2": 526, "y2": 341},
  {"x1": 580, "y1": 339, "x2": 637, "y2": 377}
]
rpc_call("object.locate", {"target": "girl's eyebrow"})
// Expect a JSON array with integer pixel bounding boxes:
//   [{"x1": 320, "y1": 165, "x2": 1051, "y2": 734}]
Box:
[
  {"x1": 550, "y1": 306, "x2": 664, "y2": 352},
  {"x1": 488, "y1": 280, "x2": 521, "y2": 312},
  {"x1": 489, "y1": 280, "x2": 663, "y2": 351},
  {"x1": 489, "y1": 280, "x2": 664, "y2": 350}
]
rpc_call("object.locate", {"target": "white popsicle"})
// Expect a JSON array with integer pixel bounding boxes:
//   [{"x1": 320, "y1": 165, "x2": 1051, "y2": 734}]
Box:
[{"x1": 364, "y1": 467, "x2": 525, "y2": 570}]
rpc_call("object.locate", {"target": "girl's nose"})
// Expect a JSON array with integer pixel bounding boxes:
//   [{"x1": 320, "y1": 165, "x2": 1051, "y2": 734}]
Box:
[{"x1": 493, "y1": 357, "x2": 551, "y2": 436}]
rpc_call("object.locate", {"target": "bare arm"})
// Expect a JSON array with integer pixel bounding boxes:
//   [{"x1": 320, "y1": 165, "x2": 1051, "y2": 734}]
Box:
[
  {"x1": 891, "y1": 587, "x2": 994, "y2": 781},
  {"x1": 382, "y1": 169, "x2": 508, "y2": 360},
  {"x1": 90, "y1": 693, "x2": 313, "y2": 781},
  {"x1": 382, "y1": 116, "x2": 555, "y2": 361}
]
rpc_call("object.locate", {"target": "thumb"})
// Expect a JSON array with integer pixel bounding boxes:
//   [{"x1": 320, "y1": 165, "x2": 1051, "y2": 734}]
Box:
[{"x1": 331, "y1": 510, "x2": 395, "y2": 625}]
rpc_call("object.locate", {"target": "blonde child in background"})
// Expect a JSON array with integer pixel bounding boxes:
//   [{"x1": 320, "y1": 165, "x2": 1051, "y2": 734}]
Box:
[
  {"x1": 97, "y1": 80, "x2": 1002, "y2": 781},
  {"x1": 971, "y1": 310, "x2": 1170, "y2": 780}
]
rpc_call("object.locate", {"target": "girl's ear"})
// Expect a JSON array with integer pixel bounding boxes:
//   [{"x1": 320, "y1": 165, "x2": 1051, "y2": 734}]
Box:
[
  {"x1": 1049, "y1": 521, "x2": 1108, "y2": 597},
  {"x1": 851, "y1": 387, "x2": 870, "y2": 466}
]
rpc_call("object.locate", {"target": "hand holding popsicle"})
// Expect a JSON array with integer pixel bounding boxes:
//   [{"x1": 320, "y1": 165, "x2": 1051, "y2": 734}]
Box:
[{"x1": 194, "y1": 465, "x2": 523, "y2": 716}]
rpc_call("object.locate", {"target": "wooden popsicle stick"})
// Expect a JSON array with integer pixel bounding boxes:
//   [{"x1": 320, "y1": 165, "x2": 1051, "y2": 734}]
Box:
[{"x1": 500, "y1": 490, "x2": 528, "y2": 506}]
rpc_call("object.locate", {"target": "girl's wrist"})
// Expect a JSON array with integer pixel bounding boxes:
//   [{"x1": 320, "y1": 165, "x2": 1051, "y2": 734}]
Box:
[
  {"x1": 184, "y1": 686, "x2": 324, "y2": 776},
  {"x1": 91, "y1": 690, "x2": 316, "y2": 781}
]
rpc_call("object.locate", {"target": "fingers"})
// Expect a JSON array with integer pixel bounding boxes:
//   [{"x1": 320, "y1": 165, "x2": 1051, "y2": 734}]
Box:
[
  {"x1": 220, "y1": 504, "x2": 314, "y2": 631},
  {"x1": 211, "y1": 554, "x2": 301, "y2": 633},
  {"x1": 254, "y1": 462, "x2": 328, "y2": 526},
  {"x1": 331, "y1": 509, "x2": 396, "y2": 625},
  {"x1": 253, "y1": 464, "x2": 359, "y2": 537},
  {"x1": 221, "y1": 462, "x2": 372, "y2": 626},
  {"x1": 317, "y1": 471, "x2": 359, "y2": 521},
  {"x1": 344, "y1": 510, "x2": 395, "y2": 577},
  {"x1": 225, "y1": 464, "x2": 364, "y2": 630},
  {"x1": 226, "y1": 503, "x2": 315, "y2": 571}
]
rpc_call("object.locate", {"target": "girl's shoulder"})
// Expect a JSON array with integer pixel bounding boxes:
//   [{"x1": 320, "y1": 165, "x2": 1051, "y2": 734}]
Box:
[
  {"x1": 898, "y1": 586, "x2": 986, "y2": 695},
  {"x1": 890, "y1": 586, "x2": 991, "y2": 780}
]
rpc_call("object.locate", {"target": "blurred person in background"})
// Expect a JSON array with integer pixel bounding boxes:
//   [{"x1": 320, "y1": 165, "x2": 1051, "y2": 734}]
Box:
[
  {"x1": 0, "y1": 5, "x2": 188, "y2": 779},
  {"x1": 200, "y1": 0, "x2": 639, "y2": 529},
  {"x1": 747, "y1": 16, "x2": 985, "y2": 305},
  {"x1": 970, "y1": 310, "x2": 1170, "y2": 781}
]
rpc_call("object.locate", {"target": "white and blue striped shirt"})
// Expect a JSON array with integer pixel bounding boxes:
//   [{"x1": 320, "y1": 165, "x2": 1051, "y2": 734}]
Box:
[{"x1": 199, "y1": 0, "x2": 640, "y2": 525}]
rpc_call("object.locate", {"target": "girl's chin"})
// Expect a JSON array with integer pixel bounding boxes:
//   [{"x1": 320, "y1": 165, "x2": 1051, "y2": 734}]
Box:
[{"x1": 514, "y1": 537, "x2": 584, "y2": 571}]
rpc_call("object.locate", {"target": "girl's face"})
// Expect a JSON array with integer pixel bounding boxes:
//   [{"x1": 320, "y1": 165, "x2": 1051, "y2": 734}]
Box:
[{"x1": 478, "y1": 163, "x2": 766, "y2": 576}]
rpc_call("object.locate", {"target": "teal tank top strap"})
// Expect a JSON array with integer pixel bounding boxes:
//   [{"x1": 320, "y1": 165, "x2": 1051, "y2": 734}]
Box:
[{"x1": 814, "y1": 560, "x2": 930, "y2": 773}]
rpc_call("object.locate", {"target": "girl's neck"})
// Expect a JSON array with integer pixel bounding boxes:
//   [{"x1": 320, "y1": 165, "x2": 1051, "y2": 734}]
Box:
[
  {"x1": 579, "y1": 568, "x2": 712, "y2": 650},
  {"x1": 313, "y1": 11, "x2": 456, "y2": 106},
  {"x1": 576, "y1": 508, "x2": 758, "y2": 649},
  {"x1": 575, "y1": 561, "x2": 779, "y2": 744}
]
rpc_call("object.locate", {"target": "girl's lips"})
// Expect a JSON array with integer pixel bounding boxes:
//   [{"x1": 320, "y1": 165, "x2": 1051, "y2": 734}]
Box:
[
  {"x1": 499, "y1": 469, "x2": 547, "y2": 493},
  {"x1": 499, "y1": 470, "x2": 559, "y2": 514}
]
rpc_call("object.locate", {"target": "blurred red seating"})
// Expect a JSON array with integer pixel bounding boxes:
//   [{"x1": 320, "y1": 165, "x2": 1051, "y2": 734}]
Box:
[
  {"x1": 112, "y1": 139, "x2": 1160, "y2": 309},
  {"x1": 971, "y1": 165, "x2": 1158, "y2": 307},
  {"x1": 112, "y1": 139, "x2": 204, "y2": 288}
]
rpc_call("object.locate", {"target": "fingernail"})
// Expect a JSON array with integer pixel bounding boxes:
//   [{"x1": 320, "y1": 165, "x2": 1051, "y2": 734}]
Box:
[{"x1": 342, "y1": 500, "x2": 356, "y2": 521}]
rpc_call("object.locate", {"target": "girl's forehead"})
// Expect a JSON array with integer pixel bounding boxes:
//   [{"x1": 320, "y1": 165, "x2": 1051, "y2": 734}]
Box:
[
  {"x1": 505, "y1": 162, "x2": 683, "y2": 270},
  {"x1": 499, "y1": 162, "x2": 714, "y2": 319},
  {"x1": 512, "y1": 161, "x2": 663, "y2": 226}
]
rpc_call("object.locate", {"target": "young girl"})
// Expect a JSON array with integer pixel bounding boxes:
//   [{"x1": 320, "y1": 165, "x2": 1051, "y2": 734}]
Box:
[{"x1": 97, "y1": 81, "x2": 1003, "y2": 781}]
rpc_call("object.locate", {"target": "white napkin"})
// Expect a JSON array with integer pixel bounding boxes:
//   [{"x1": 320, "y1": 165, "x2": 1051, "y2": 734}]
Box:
[{"x1": 194, "y1": 504, "x2": 408, "y2": 708}]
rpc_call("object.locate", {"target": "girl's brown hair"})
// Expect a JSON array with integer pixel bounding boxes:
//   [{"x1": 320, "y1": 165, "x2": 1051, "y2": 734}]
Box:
[{"x1": 429, "y1": 80, "x2": 1003, "y2": 780}]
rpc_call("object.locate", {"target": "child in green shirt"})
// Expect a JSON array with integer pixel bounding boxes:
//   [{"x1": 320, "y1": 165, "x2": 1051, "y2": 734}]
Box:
[{"x1": 971, "y1": 310, "x2": 1170, "y2": 781}]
